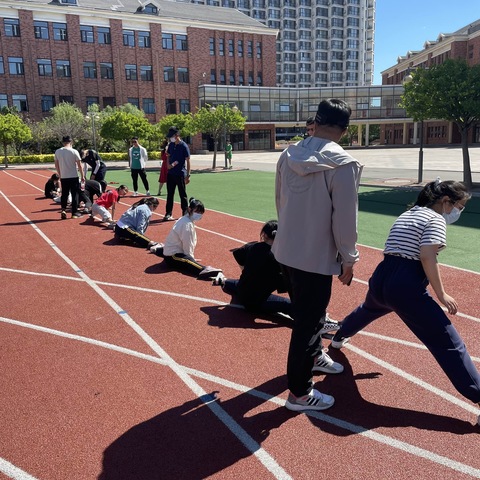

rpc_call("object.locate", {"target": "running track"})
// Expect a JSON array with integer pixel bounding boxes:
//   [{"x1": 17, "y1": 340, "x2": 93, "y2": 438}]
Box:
[{"x1": 1, "y1": 168, "x2": 479, "y2": 480}]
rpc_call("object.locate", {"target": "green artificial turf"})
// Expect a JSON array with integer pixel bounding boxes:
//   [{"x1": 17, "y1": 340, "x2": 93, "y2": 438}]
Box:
[{"x1": 106, "y1": 168, "x2": 480, "y2": 272}]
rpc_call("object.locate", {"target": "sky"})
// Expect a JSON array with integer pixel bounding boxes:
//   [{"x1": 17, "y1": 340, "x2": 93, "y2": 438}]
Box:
[{"x1": 373, "y1": 0, "x2": 480, "y2": 84}]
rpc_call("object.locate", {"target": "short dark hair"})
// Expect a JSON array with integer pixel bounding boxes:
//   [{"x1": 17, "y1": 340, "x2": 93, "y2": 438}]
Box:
[
  {"x1": 131, "y1": 137, "x2": 138, "y2": 141},
  {"x1": 306, "y1": 116, "x2": 315, "y2": 126},
  {"x1": 315, "y1": 98, "x2": 351, "y2": 130},
  {"x1": 62, "y1": 135, "x2": 72, "y2": 143}
]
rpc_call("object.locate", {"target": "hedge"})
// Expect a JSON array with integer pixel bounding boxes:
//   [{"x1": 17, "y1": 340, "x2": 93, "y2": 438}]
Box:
[{"x1": 3, "y1": 151, "x2": 161, "y2": 164}]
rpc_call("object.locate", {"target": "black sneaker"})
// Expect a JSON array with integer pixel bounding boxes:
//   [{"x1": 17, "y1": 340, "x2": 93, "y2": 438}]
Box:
[
  {"x1": 163, "y1": 214, "x2": 172, "y2": 221},
  {"x1": 61, "y1": 211, "x2": 67, "y2": 220}
]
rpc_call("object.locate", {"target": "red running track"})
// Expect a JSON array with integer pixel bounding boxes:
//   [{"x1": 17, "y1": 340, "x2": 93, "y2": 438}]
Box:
[{"x1": 0, "y1": 168, "x2": 479, "y2": 480}]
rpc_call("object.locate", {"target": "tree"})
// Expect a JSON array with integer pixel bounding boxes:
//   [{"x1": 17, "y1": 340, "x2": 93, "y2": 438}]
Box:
[
  {"x1": 0, "y1": 113, "x2": 32, "y2": 167},
  {"x1": 43, "y1": 102, "x2": 88, "y2": 143},
  {"x1": 192, "y1": 104, "x2": 246, "y2": 169},
  {"x1": 100, "y1": 110, "x2": 153, "y2": 149},
  {"x1": 402, "y1": 59, "x2": 480, "y2": 188},
  {"x1": 155, "y1": 113, "x2": 195, "y2": 141}
]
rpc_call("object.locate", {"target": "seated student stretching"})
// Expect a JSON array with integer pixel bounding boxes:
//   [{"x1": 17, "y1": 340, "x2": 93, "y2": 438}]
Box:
[
  {"x1": 150, "y1": 197, "x2": 222, "y2": 280},
  {"x1": 114, "y1": 197, "x2": 159, "y2": 248},
  {"x1": 44, "y1": 173, "x2": 61, "y2": 199},
  {"x1": 91, "y1": 184, "x2": 129, "y2": 225}
]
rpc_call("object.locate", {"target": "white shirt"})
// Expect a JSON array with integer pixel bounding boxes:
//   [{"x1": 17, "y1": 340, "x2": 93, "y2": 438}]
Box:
[{"x1": 163, "y1": 215, "x2": 197, "y2": 257}]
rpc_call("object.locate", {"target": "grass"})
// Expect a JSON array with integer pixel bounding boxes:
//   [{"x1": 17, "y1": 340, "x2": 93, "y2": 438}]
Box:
[{"x1": 106, "y1": 169, "x2": 480, "y2": 273}]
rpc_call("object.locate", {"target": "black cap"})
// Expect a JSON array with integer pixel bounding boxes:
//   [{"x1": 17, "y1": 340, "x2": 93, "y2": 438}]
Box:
[{"x1": 167, "y1": 126, "x2": 179, "y2": 138}]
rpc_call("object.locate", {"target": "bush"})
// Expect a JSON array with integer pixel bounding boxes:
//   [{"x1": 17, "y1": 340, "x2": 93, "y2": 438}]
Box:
[{"x1": 3, "y1": 151, "x2": 161, "y2": 164}]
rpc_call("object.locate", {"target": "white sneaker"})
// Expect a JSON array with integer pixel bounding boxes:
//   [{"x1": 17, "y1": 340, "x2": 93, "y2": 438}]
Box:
[
  {"x1": 312, "y1": 351, "x2": 344, "y2": 374},
  {"x1": 146, "y1": 191, "x2": 150, "y2": 195},
  {"x1": 330, "y1": 334, "x2": 350, "y2": 349},
  {"x1": 133, "y1": 192, "x2": 138, "y2": 197},
  {"x1": 285, "y1": 388, "x2": 335, "y2": 412},
  {"x1": 319, "y1": 313, "x2": 340, "y2": 335}
]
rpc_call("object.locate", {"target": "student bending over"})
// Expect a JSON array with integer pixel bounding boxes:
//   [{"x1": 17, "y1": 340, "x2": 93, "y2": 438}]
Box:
[{"x1": 92, "y1": 185, "x2": 129, "y2": 225}]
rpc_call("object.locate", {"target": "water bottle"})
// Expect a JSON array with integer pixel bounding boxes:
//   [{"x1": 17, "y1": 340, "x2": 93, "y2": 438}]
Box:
[{"x1": 80, "y1": 180, "x2": 85, "y2": 191}]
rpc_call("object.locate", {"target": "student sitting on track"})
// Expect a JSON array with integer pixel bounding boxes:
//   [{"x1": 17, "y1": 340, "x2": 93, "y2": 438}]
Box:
[
  {"x1": 114, "y1": 197, "x2": 159, "y2": 249},
  {"x1": 212, "y1": 220, "x2": 339, "y2": 332},
  {"x1": 44, "y1": 173, "x2": 61, "y2": 199},
  {"x1": 150, "y1": 197, "x2": 222, "y2": 280},
  {"x1": 91, "y1": 184, "x2": 129, "y2": 226},
  {"x1": 331, "y1": 179, "x2": 480, "y2": 425}
]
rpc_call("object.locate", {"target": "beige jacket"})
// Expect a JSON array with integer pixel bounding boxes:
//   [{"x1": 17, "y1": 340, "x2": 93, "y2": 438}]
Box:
[{"x1": 271, "y1": 136, "x2": 363, "y2": 275}]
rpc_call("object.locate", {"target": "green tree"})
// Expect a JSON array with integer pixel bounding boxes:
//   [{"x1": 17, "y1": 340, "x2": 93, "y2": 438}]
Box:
[
  {"x1": 402, "y1": 59, "x2": 480, "y2": 188},
  {"x1": 43, "y1": 102, "x2": 88, "y2": 143},
  {"x1": 100, "y1": 110, "x2": 153, "y2": 149},
  {"x1": 0, "y1": 113, "x2": 32, "y2": 167},
  {"x1": 155, "y1": 113, "x2": 195, "y2": 141},
  {"x1": 192, "y1": 104, "x2": 246, "y2": 169}
]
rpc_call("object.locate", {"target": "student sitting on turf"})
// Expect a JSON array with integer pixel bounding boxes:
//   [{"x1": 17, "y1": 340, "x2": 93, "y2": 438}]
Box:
[
  {"x1": 91, "y1": 184, "x2": 129, "y2": 225},
  {"x1": 114, "y1": 197, "x2": 159, "y2": 248},
  {"x1": 150, "y1": 197, "x2": 222, "y2": 280}
]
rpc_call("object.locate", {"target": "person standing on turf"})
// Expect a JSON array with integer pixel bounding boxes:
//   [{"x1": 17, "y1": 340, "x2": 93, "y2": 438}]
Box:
[
  {"x1": 128, "y1": 137, "x2": 150, "y2": 196},
  {"x1": 163, "y1": 126, "x2": 190, "y2": 221},
  {"x1": 272, "y1": 98, "x2": 363, "y2": 413}
]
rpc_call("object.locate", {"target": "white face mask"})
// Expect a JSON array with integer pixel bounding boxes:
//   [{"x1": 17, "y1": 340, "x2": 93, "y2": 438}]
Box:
[
  {"x1": 442, "y1": 206, "x2": 462, "y2": 224},
  {"x1": 191, "y1": 212, "x2": 203, "y2": 222},
  {"x1": 170, "y1": 136, "x2": 177, "y2": 143}
]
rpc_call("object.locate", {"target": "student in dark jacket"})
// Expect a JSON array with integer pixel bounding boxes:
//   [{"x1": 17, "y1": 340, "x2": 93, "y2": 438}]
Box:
[{"x1": 81, "y1": 148, "x2": 107, "y2": 192}]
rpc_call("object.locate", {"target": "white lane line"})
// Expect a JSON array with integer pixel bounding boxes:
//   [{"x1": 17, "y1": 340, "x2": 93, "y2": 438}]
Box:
[
  {"x1": 2, "y1": 314, "x2": 480, "y2": 478},
  {"x1": 0, "y1": 458, "x2": 38, "y2": 480},
  {"x1": 0, "y1": 190, "x2": 292, "y2": 480}
]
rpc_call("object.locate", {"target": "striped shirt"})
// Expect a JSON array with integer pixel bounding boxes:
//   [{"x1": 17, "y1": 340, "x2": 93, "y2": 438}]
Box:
[{"x1": 384, "y1": 206, "x2": 446, "y2": 260}]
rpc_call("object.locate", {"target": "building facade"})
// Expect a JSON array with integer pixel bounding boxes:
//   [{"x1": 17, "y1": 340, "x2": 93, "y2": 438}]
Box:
[
  {"x1": 381, "y1": 19, "x2": 480, "y2": 146},
  {"x1": 0, "y1": 0, "x2": 276, "y2": 133},
  {"x1": 177, "y1": 0, "x2": 376, "y2": 88}
]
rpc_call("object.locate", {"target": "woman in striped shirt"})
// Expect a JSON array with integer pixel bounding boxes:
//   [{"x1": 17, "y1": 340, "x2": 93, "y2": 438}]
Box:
[{"x1": 331, "y1": 180, "x2": 480, "y2": 422}]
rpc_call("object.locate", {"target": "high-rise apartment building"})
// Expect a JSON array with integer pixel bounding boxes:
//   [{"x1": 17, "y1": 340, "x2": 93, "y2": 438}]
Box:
[{"x1": 176, "y1": 0, "x2": 376, "y2": 87}]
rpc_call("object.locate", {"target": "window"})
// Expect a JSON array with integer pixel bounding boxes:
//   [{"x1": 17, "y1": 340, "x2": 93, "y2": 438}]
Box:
[
  {"x1": 256, "y1": 42, "x2": 262, "y2": 58},
  {"x1": 239, "y1": 70, "x2": 244, "y2": 85},
  {"x1": 229, "y1": 70, "x2": 235, "y2": 84},
  {"x1": 177, "y1": 67, "x2": 189, "y2": 83},
  {"x1": 331, "y1": 40, "x2": 343, "y2": 49},
  {"x1": 248, "y1": 71, "x2": 254, "y2": 86},
  {"x1": 143, "y1": 98, "x2": 155, "y2": 114},
  {"x1": 247, "y1": 41, "x2": 253, "y2": 57},
  {"x1": 219, "y1": 39, "x2": 225, "y2": 56},
  {"x1": 176, "y1": 34, "x2": 188, "y2": 51},
  {"x1": 9, "y1": 57, "x2": 25, "y2": 75},
  {"x1": 56, "y1": 60, "x2": 71, "y2": 78},
  {"x1": 210, "y1": 69, "x2": 216, "y2": 84},
  {"x1": 86, "y1": 97, "x2": 99, "y2": 108},
  {"x1": 0, "y1": 57, "x2": 4, "y2": 75},
  {"x1": 220, "y1": 69, "x2": 226, "y2": 85},
  {"x1": 5, "y1": 18, "x2": 20, "y2": 37},
  {"x1": 53, "y1": 23, "x2": 68, "y2": 41},
  {"x1": 0, "y1": 94, "x2": 8, "y2": 108},
  {"x1": 162, "y1": 33, "x2": 173, "y2": 49},
  {"x1": 140, "y1": 65, "x2": 153, "y2": 81},
  {"x1": 12, "y1": 94, "x2": 28, "y2": 112},
  {"x1": 165, "y1": 99, "x2": 176, "y2": 114},
  {"x1": 103, "y1": 97, "x2": 115, "y2": 108},
  {"x1": 228, "y1": 39, "x2": 234, "y2": 56},
  {"x1": 61, "y1": 0, "x2": 77, "y2": 4},
  {"x1": 41, "y1": 95, "x2": 55, "y2": 112},
  {"x1": 209, "y1": 37, "x2": 215, "y2": 56},
  {"x1": 123, "y1": 29, "x2": 135, "y2": 47},
  {"x1": 100, "y1": 62, "x2": 114, "y2": 79},
  {"x1": 59, "y1": 96, "x2": 73, "y2": 104},
  {"x1": 144, "y1": 4, "x2": 158, "y2": 14},
  {"x1": 34, "y1": 21, "x2": 49, "y2": 40},
  {"x1": 256, "y1": 72, "x2": 263, "y2": 85},
  {"x1": 84, "y1": 62, "x2": 97, "y2": 79},
  {"x1": 238, "y1": 40, "x2": 243, "y2": 57},
  {"x1": 98, "y1": 27, "x2": 111, "y2": 44},
  {"x1": 163, "y1": 66, "x2": 174, "y2": 82},
  {"x1": 125, "y1": 64, "x2": 137, "y2": 80},
  {"x1": 80, "y1": 25, "x2": 94, "y2": 43},
  {"x1": 138, "y1": 31, "x2": 151, "y2": 48},
  {"x1": 127, "y1": 98, "x2": 139, "y2": 108},
  {"x1": 179, "y1": 99, "x2": 190, "y2": 114}
]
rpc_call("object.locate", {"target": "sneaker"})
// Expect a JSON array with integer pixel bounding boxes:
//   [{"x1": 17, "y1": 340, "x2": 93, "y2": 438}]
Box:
[
  {"x1": 61, "y1": 211, "x2": 67, "y2": 220},
  {"x1": 150, "y1": 243, "x2": 164, "y2": 254},
  {"x1": 163, "y1": 214, "x2": 172, "y2": 221},
  {"x1": 330, "y1": 333, "x2": 350, "y2": 349},
  {"x1": 146, "y1": 191, "x2": 150, "y2": 195},
  {"x1": 133, "y1": 192, "x2": 138, "y2": 197},
  {"x1": 72, "y1": 212, "x2": 83, "y2": 219},
  {"x1": 312, "y1": 351, "x2": 344, "y2": 374},
  {"x1": 212, "y1": 272, "x2": 226, "y2": 286},
  {"x1": 319, "y1": 313, "x2": 340, "y2": 335},
  {"x1": 198, "y1": 265, "x2": 223, "y2": 279},
  {"x1": 285, "y1": 388, "x2": 335, "y2": 412}
]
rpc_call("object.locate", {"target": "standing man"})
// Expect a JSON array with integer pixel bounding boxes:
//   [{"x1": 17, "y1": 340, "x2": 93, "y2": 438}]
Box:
[
  {"x1": 164, "y1": 126, "x2": 191, "y2": 221},
  {"x1": 81, "y1": 148, "x2": 108, "y2": 192},
  {"x1": 54, "y1": 135, "x2": 85, "y2": 219},
  {"x1": 226, "y1": 141, "x2": 233, "y2": 169},
  {"x1": 272, "y1": 98, "x2": 363, "y2": 412},
  {"x1": 128, "y1": 137, "x2": 150, "y2": 196}
]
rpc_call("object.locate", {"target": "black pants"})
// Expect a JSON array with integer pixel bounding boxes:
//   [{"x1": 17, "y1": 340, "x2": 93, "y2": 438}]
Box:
[
  {"x1": 282, "y1": 265, "x2": 332, "y2": 397},
  {"x1": 91, "y1": 165, "x2": 107, "y2": 192},
  {"x1": 165, "y1": 174, "x2": 187, "y2": 216},
  {"x1": 60, "y1": 177, "x2": 80, "y2": 214},
  {"x1": 131, "y1": 168, "x2": 149, "y2": 193},
  {"x1": 114, "y1": 225, "x2": 152, "y2": 248}
]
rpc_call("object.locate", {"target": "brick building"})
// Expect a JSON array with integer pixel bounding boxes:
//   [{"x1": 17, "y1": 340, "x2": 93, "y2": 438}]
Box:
[
  {"x1": 0, "y1": 0, "x2": 277, "y2": 151},
  {"x1": 380, "y1": 19, "x2": 480, "y2": 146}
]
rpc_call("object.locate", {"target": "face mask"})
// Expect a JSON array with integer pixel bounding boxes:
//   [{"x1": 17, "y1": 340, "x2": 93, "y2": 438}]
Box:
[
  {"x1": 191, "y1": 212, "x2": 203, "y2": 222},
  {"x1": 442, "y1": 206, "x2": 462, "y2": 224},
  {"x1": 170, "y1": 137, "x2": 176, "y2": 143}
]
